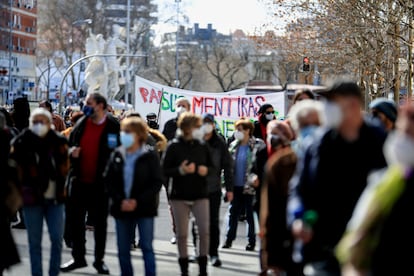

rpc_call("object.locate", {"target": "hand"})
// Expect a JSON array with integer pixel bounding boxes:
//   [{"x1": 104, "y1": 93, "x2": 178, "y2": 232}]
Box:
[
  {"x1": 70, "y1": 147, "x2": 81, "y2": 158},
  {"x1": 121, "y1": 199, "x2": 137, "y2": 212},
  {"x1": 292, "y1": 219, "x2": 313, "y2": 244},
  {"x1": 249, "y1": 174, "x2": 259, "y2": 188},
  {"x1": 197, "y1": 165, "x2": 208, "y2": 176},
  {"x1": 180, "y1": 160, "x2": 196, "y2": 174},
  {"x1": 225, "y1": 191, "x2": 234, "y2": 203}
]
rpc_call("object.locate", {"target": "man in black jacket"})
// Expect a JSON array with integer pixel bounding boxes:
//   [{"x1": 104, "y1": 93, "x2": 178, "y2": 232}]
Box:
[
  {"x1": 288, "y1": 81, "x2": 387, "y2": 276},
  {"x1": 162, "y1": 98, "x2": 191, "y2": 141},
  {"x1": 61, "y1": 93, "x2": 120, "y2": 275},
  {"x1": 202, "y1": 113, "x2": 234, "y2": 267}
]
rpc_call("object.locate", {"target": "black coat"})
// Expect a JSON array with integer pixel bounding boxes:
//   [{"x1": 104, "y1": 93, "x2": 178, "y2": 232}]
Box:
[
  {"x1": 68, "y1": 114, "x2": 120, "y2": 190},
  {"x1": 10, "y1": 129, "x2": 69, "y2": 205},
  {"x1": 205, "y1": 132, "x2": 234, "y2": 194},
  {"x1": 162, "y1": 137, "x2": 213, "y2": 200},
  {"x1": 104, "y1": 147, "x2": 163, "y2": 218},
  {"x1": 162, "y1": 118, "x2": 178, "y2": 141}
]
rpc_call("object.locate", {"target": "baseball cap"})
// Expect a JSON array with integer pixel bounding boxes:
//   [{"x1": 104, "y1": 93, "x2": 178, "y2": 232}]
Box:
[
  {"x1": 369, "y1": 98, "x2": 398, "y2": 122},
  {"x1": 202, "y1": 113, "x2": 214, "y2": 123}
]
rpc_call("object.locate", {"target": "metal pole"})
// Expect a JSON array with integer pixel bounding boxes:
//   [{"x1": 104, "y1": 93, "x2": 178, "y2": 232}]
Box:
[
  {"x1": 57, "y1": 53, "x2": 147, "y2": 113},
  {"x1": 8, "y1": 0, "x2": 13, "y2": 104},
  {"x1": 124, "y1": 0, "x2": 131, "y2": 109},
  {"x1": 175, "y1": 0, "x2": 181, "y2": 88}
]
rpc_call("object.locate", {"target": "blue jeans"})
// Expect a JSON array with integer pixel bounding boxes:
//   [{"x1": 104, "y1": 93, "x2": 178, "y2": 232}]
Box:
[
  {"x1": 115, "y1": 217, "x2": 156, "y2": 276},
  {"x1": 23, "y1": 201, "x2": 64, "y2": 276}
]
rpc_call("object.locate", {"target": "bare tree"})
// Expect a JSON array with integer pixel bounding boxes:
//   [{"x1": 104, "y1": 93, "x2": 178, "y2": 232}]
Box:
[{"x1": 202, "y1": 40, "x2": 250, "y2": 92}]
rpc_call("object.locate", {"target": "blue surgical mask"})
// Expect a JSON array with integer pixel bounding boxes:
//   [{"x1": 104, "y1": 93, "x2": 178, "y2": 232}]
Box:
[
  {"x1": 82, "y1": 105, "x2": 94, "y2": 117},
  {"x1": 120, "y1": 132, "x2": 135, "y2": 149},
  {"x1": 300, "y1": 126, "x2": 318, "y2": 139}
]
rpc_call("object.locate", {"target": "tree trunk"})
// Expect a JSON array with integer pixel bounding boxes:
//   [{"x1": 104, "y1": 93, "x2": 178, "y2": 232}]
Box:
[{"x1": 393, "y1": 23, "x2": 400, "y2": 104}]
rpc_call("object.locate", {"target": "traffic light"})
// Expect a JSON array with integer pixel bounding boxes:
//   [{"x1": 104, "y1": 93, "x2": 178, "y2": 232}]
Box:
[{"x1": 303, "y1": 56, "x2": 310, "y2": 72}]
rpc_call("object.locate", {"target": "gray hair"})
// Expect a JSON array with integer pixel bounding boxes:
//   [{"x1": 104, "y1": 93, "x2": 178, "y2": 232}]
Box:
[
  {"x1": 287, "y1": 99, "x2": 324, "y2": 133},
  {"x1": 29, "y1": 107, "x2": 53, "y2": 127}
]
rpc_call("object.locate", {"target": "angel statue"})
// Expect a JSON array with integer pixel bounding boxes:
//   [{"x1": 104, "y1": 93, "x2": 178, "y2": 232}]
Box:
[
  {"x1": 84, "y1": 32, "x2": 109, "y2": 98},
  {"x1": 104, "y1": 24, "x2": 127, "y2": 100}
]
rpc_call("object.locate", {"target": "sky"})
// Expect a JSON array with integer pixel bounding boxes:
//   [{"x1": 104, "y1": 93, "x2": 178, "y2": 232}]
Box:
[{"x1": 153, "y1": 0, "x2": 272, "y2": 39}]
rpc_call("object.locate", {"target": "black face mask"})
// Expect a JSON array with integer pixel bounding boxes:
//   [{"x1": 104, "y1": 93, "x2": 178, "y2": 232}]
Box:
[{"x1": 148, "y1": 120, "x2": 159, "y2": 129}]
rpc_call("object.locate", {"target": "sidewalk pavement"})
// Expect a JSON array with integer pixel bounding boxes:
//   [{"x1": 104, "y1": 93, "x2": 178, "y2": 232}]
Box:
[{"x1": 4, "y1": 188, "x2": 261, "y2": 276}]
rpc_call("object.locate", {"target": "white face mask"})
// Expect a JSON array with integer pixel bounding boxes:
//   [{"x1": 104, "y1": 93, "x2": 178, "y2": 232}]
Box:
[
  {"x1": 265, "y1": 113, "x2": 274, "y2": 121},
  {"x1": 31, "y1": 123, "x2": 49, "y2": 137},
  {"x1": 234, "y1": 130, "x2": 245, "y2": 141},
  {"x1": 384, "y1": 132, "x2": 414, "y2": 166},
  {"x1": 322, "y1": 101, "x2": 343, "y2": 129},
  {"x1": 202, "y1": 123, "x2": 214, "y2": 135},
  {"x1": 176, "y1": 106, "x2": 186, "y2": 117},
  {"x1": 192, "y1": 128, "x2": 204, "y2": 141}
]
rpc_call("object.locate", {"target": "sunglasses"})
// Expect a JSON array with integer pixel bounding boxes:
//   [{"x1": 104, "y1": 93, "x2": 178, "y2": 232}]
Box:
[{"x1": 265, "y1": 111, "x2": 275, "y2": 115}]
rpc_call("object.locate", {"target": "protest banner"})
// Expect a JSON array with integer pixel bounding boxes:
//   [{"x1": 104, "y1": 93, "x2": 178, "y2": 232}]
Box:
[{"x1": 135, "y1": 76, "x2": 285, "y2": 138}]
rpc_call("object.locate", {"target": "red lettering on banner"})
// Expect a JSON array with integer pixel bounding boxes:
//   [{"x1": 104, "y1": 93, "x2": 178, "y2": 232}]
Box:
[
  {"x1": 255, "y1": 96, "x2": 266, "y2": 116},
  {"x1": 192, "y1": 97, "x2": 204, "y2": 114},
  {"x1": 158, "y1": 91, "x2": 162, "y2": 103},
  {"x1": 149, "y1": 89, "x2": 160, "y2": 104},
  {"x1": 204, "y1": 97, "x2": 214, "y2": 114},
  {"x1": 139, "y1": 87, "x2": 149, "y2": 103},
  {"x1": 248, "y1": 97, "x2": 256, "y2": 117}
]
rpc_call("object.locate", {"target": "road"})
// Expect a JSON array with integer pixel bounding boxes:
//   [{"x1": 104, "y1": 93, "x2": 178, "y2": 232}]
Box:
[{"x1": 5, "y1": 187, "x2": 261, "y2": 276}]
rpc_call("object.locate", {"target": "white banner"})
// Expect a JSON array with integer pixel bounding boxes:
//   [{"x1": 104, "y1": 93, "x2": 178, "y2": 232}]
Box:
[{"x1": 134, "y1": 76, "x2": 285, "y2": 138}]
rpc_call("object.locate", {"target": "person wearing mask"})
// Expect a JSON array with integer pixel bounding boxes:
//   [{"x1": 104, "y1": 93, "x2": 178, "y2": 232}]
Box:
[
  {"x1": 368, "y1": 97, "x2": 398, "y2": 132},
  {"x1": 287, "y1": 99, "x2": 324, "y2": 156},
  {"x1": 162, "y1": 112, "x2": 212, "y2": 276},
  {"x1": 287, "y1": 81, "x2": 387, "y2": 276},
  {"x1": 39, "y1": 100, "x2": 66, "y2": 132},
  {"x1": 336, "y1": 103, "x2": 414, "y2": 276},
  {"x1": 202, "y1": 113, "x2": 234, "y2": 267},
  {"x1": 105, "y1": 117, "x2": 163, "y2": 276},
  {"x1": 122, "y1": 112, "x2": 167, "y2": 250},
  {"x1": 10, "y1": 108, "x2": 69, "y2": 276},
  {"x1": 259, "y1": 120, "x2": 298, "y2": 276},
  {"x1": 61, "y1": 111, "x2": 84, "y2": 139},
  {"x1": 9, "y1": 97, "x2": 30, "y2": 230},
  {"x1": 146, "y1": 112, "x2": 159, "y2": 130},
  {"x1": 222, "y1": 119, "x2": 266, "y2": 251},
  {"x1": 253, "y1": 104, "x2": 276, "y2": 141},
  {"x1": 61, "y1": 93, "x2": 120, "y2": 275},
  {"x1": 161, "y1": 98, "x2": 192, "y2": 244},
  {"x1": 162, "y1": 98, "x2": 191, "y2": 141}
]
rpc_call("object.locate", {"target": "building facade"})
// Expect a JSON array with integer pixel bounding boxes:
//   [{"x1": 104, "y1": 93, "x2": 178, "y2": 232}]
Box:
[{"x1": 0, "y1": 0, "x2": 37, "y2": 105}]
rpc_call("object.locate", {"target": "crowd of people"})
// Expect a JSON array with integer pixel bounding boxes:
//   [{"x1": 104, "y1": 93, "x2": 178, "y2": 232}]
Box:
[{"x1": 0, "y1": 78, "x2": 411, "y2": 276}]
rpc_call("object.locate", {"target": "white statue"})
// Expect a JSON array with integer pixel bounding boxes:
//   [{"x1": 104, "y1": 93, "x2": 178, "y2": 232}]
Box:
[{"x1": 84, "y1": 26, "x2": 126, "y2": 100}]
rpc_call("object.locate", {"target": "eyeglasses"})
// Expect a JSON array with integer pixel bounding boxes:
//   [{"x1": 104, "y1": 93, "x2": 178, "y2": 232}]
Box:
[{"x1": 265, "y1": 111, "x2": 275, "y2": 115}]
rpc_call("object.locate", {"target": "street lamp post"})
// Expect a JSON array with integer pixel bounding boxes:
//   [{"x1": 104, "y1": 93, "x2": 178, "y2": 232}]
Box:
[
  {"x1": 174, "y1": 0, "x2": 181, "y2": 88},
  {"x1": 69, "y1": 18, "x2": 92, "y2": 101},
  {"x1": 125, "y1": 0, "x2": 131, "y2": 109}
]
